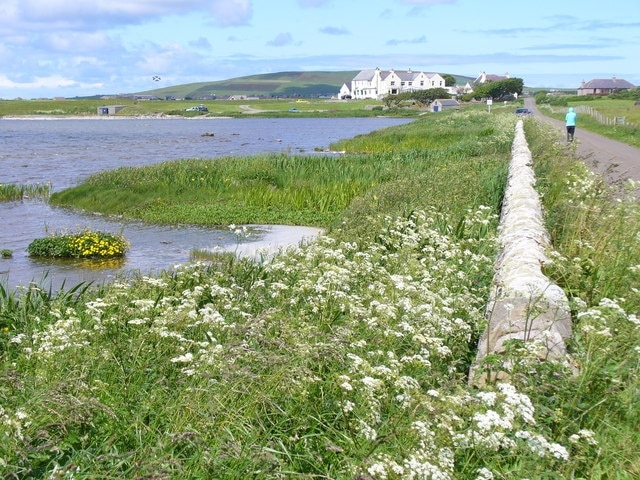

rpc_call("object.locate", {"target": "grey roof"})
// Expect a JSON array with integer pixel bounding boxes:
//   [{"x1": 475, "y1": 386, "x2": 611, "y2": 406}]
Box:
[
  {"x1": 581, "y1": 78, "x2": 635, "y2": 89},
  {"x1": 436, "y1": 99, "x2": 459, "y2": 106},
  {"x1": 353, "y1": 69, "x2": 377, "y2": 81},
  {"x1": 353, "y1": 69, "x2": 444, "y2": 83},
  {"x1": 396, "y1": 71, "x2": 421, "y2": 81}
]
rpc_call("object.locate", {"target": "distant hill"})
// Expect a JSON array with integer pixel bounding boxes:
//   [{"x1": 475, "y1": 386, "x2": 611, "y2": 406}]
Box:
[
  {"x1": 135, "y1": 71, "x2": 476, "y2": 99},
  {"x1": 137, "y1": 71, "x2": 359, "y2": 99}
]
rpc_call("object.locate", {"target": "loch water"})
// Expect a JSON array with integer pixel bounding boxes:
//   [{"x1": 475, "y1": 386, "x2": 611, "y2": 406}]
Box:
[{"x1": 0, "y1": 116, "x2": 411, "y2": 291}]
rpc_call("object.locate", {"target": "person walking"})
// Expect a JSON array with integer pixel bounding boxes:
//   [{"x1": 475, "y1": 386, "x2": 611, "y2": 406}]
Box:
[{"x1": 565, "y1": 107, "x2": 577, "y2": 142}]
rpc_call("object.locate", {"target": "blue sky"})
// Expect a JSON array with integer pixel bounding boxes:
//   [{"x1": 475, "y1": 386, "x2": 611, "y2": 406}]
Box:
[{"x1": 1, "y1": 0, "x2": 638, "y2": 99}]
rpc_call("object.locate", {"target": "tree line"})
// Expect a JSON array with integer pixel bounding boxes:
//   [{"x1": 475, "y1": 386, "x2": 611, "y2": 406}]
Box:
[{"x1": 383, "y1": 77, "x2": 524, "y2": 107}]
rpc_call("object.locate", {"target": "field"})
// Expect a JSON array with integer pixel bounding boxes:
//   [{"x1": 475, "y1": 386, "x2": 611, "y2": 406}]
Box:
[
  {"x1": 2, "y1": 110, "x2": 639, "y2": 478},
  {"x1": 0, "y1": 98, "x2": 409, "y2": 118},
  {"x1": 573, "y1": 98, "x2": 640, "y2": 124}
]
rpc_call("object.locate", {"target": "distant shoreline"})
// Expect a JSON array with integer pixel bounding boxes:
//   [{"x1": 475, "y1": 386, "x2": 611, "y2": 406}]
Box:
[{"x1": 0, "y1": 114, "x2": 233, "y2": 120}]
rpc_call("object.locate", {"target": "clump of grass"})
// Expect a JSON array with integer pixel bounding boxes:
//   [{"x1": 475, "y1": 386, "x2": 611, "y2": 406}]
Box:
[
  {"x1": 0, "y1": 182, "x2": 51, "y2": 202},
  {"x1": 27, "y1": 229, "x2": 129, "y2": 259}
]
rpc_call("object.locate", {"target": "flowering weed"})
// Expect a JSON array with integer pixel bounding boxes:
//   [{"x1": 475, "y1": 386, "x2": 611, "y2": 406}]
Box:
[{"x1": 27, "y1": 229, "x2": 129, "y2": 259}]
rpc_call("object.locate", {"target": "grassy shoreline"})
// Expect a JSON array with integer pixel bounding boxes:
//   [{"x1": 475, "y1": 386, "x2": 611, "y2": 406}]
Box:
[{"x1": 1, "y1": 111, "x2": 639, "y2": 478}]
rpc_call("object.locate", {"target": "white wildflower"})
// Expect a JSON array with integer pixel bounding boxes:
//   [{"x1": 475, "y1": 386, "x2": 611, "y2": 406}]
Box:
[
  {"x1": 170, "y1": 352, "x2": 194, "y2": 363},
  {"x1": 475, "y1": 467, "x2": 494, "y2": 480}
]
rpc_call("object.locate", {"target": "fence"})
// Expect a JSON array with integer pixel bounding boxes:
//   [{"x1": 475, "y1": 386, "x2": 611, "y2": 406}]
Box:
[{"x1": 573, "y1": 105, "x2": 636, "y2": 127}]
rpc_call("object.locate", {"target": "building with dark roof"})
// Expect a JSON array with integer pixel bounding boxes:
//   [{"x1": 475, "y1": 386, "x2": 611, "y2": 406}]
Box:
[{"x1": 577, "y1": 77, "x2": 635, "y2": 96}]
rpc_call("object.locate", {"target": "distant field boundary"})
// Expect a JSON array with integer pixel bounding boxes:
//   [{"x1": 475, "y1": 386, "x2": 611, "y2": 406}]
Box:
[{"x1": 574, "y1": 105, "x2": 637, "y2": 127}]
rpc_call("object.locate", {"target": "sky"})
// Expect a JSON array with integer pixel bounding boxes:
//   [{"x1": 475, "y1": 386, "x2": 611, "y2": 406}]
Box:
[{"x1": 1, "y1": 0, "x2": 638, "y2": 99}]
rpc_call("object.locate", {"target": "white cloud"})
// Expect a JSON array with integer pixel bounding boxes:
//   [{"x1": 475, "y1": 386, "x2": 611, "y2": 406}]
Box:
[
  {"x1": 267, "y1": 32, "x2": 294, "y2": 47},
  {"x1": 210, "y1": 0, "x2": 252, "y2": 27},
  {"x1": 44, "y1": 32, "x2": 113, "y2": 53},
  {"x1": 0, "y1": 73, "x2": 102, "y2": 90}
]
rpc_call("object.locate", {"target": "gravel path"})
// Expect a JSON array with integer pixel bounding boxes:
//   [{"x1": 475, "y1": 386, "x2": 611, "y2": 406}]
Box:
[{"x1": 524, "y1": 97, "x2": 640, "y2": 188}]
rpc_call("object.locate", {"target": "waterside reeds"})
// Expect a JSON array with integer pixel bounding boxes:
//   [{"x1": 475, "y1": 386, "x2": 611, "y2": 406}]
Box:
[{"x1": 0, "y1": 182, "x2": 51, "y2": 202}]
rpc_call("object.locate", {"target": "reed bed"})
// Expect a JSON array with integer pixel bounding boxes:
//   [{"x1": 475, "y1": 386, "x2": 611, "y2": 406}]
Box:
[{"x1": 0, "y1": 182, "x2": 51, "y2": 202}]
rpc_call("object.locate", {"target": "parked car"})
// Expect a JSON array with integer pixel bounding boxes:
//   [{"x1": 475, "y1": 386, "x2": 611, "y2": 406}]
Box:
[
  {"x1": 186, "y1": 104, "x2": 208, "y2": 112},
  {"x1": 515, "y1": 108, "x2": 532, "y2": 116}
]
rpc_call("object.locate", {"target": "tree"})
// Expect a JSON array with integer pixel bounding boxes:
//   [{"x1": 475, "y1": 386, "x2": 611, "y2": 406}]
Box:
[
  {"x1": 382, "y1": 92, "x2": 412, "y2": 108},
  {"x1": 411, "y1": 88, "x2": 450, "y2": 106},
  {"x1": 465, "y1": 78, "x2": 524, "y2": 101},
  {"x1": 442, "y1": 74, "x2": 456, "y2": 87}
]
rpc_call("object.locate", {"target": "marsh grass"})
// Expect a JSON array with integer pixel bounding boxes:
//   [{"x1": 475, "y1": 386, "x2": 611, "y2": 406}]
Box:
[
  {"x1": 1, "y1": 111, "x2": 639, "y2": 478},
  {"x1": 0, "y1": 182, "x2": 51, "y2": 201},
  {"x1": 51, "y1": 110, "x2": 513, "y2": 229}
]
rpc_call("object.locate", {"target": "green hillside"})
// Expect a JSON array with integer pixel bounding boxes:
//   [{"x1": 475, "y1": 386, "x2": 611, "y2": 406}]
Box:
[
  {"x1": 137, "y1": 71, "x2": 359, "y2": 99},
  {"x1": 136, "y1": 71, "x2": 475, "y2": 99}
]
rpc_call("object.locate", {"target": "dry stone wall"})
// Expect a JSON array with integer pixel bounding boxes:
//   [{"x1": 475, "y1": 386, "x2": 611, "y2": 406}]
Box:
[{"x1": 470, "y1": 120, "x2": 572, "y2": 385}]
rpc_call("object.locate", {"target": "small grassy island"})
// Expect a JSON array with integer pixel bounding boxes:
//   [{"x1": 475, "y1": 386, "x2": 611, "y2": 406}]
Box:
[{"x1": 27, "y1": 229, "x2": 129, "y2": 259}]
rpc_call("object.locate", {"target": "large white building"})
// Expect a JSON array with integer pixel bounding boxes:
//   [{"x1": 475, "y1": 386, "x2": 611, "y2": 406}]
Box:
[{"x1": 348, "y1": 68, "x2": 446, "y2": 100}]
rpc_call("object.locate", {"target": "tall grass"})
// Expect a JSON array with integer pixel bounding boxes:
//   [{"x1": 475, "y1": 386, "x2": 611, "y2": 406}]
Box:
[
  {"x1": 0, "y1": 182, "x2": 51, "y2": 201},
  {"x1": 1, "y1": 111, "x2": 639, "y2": 478}
]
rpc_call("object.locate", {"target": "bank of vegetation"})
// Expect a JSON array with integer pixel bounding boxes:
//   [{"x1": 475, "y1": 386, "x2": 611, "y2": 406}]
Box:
[{"x1": 1, "y1": 110, "x2": 639, "y2": 479}]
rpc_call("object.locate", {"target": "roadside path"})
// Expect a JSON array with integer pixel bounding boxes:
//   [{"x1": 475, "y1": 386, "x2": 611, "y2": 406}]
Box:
[{"x1": 523, "y1": 97, "x2": 640, "y2": 188}]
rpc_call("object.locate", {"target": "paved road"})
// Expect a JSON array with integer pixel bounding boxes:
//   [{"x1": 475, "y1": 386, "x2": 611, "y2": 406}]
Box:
[{"x1": 523, "y1": 97, "x2": 640, "y2": 188}]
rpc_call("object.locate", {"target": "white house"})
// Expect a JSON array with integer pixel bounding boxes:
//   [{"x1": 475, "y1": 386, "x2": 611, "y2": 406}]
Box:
[
  {"x1": 350, "y1": 68, "x2": 446, "y2": 100},
  {"x1": 338, "y1": 83, "x2": 352, "y2": 99}
]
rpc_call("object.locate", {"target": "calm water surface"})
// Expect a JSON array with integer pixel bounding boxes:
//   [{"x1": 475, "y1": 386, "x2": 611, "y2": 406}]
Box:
[{"x1": 0, "y1": 117, "x2": 410, "y2": 290}]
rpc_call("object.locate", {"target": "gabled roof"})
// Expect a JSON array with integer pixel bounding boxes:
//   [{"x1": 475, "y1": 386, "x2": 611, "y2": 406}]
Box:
[
  {"x1": 473, "y1": 72, "x2": 508, "y2": 85},
  {"x1": 396, "y1": 70, "x2": 421, "y2": 81},
  {"x1": 580, "y1": 78, "x2": 635, "y2": 89},
  {"x1": 380, "y1": 70, "x2": 399, "y2": 81},
  {"x1": 353, "y1": 69, "x2": 378, "y2": 81}
]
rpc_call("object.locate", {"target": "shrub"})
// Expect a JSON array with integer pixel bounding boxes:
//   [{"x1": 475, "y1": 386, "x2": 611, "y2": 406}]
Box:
[{"x1": 27, "y1": 229, "x2": 129, "y2": 259}]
